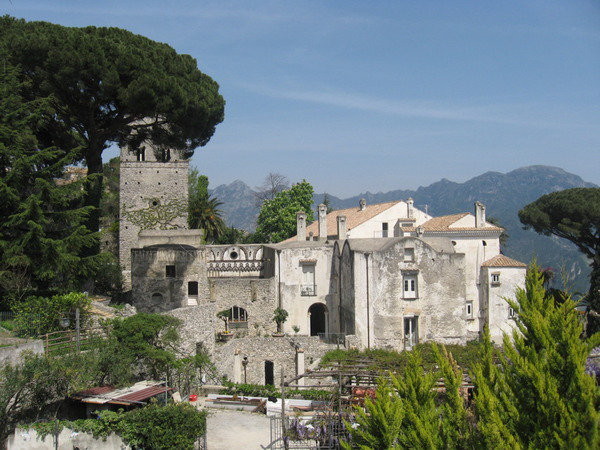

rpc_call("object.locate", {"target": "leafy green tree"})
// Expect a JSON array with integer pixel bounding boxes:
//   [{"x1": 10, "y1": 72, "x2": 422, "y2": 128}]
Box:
[
  {"x1": 519, "y1": 188, "x2": 600, "y2": 334},
  {"x1": 111, "y1": 403, "x2": 207, "y2": 450},
  {"x1": 188, "y1": 169, "x2": 225, "y2": 242},
  {"x1": 254, "y1": 180, "x2": 314, "y2": 242},
  {"x1": 12, "y1": 292, "x2": 91, "y2": 337},
  {"x1": 215, "y1": 226, "x2": 248, "y2": 244},
  {"x1": 0, "y1": 352, "x2": 99, "y2": 443},
  {"x1": 98, "y1": 313, "x2": 181, "y2": 385},
  {"x1": 1, "y1": 17, "x2": 225, "y2": 246},
  {"x1": 473, "y1": 263, "x2": 599, "y2": 448},
  {"x1": 272, "y1": 307, "x2": 289, "y2": 333},
  {"x1": 0, "y1": 59, "x2": 98, "y2": 303}
]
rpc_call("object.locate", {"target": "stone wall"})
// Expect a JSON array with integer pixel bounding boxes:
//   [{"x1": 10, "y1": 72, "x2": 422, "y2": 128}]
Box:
[
  {"x1": 213, "y1": 335, "x2": 339, "y2": 385},
  {"x1": 119, "y1": 159, "x2": 189, "y2": 288},
  {"x1": 132, "y1": 247, "x2": 210, "y2": 312},
  {"x1": 209, "y1": 277, "x2": 278, "y2": 336},
  {"x1": 165, "y1": 305, "x2": 217, "y2": 356},
  {"x1": 7, "y1": 427, "x2": 129, "y2": 450},
  {"x1": 0, "y1": 340, "x2": 44, "y2": 366}
]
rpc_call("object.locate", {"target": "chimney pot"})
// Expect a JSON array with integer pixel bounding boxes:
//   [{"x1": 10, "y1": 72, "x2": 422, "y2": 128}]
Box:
[
  {"x1": 318, "y1": 203, "x2": 327, "y2": 240},
  {"x1": 296, "y1": 211, "x2": 307, "y2": 241},
  {"x1": 475, "y1": 202, "x2": 486, "y2": 228},
  {"x1": 359, "y1": 198, "x2": 366, "y2": 211},
  {"x1": 337, "y1": 215, "x2": 347, "y2": 240}
]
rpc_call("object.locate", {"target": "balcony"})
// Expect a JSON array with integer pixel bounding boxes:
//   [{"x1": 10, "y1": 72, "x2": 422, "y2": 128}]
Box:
[{"x1": 301, "y1": 284, "x2": 316, "y2": 296}]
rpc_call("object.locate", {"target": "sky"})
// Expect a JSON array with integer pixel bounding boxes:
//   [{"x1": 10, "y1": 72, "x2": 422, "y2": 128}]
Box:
[{"x1": 4, "y1": 0, "x2": 599, "y2": 197}]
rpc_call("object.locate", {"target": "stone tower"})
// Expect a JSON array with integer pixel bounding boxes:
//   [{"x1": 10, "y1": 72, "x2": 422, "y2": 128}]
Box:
[{"x1": 119, "y1": 145, "x2": 190, "y2": 288}]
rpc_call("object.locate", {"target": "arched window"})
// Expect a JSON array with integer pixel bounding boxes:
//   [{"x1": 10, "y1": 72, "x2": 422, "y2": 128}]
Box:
[
  {"x1": 230, "y1": 306, "x2": 248, "y2": 323},
  {"x1": 223, "y1": 306, "x2": 248, "y2": 329}
]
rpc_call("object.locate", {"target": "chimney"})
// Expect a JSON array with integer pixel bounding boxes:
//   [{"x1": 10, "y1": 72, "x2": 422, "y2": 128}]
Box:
[
  {"x1": 359, "y1": 198, "x2": 366, "y2": 211},
  {"x1": 337, "y1": 215, "x2": 347, "y2": 240},
  {"x1": 318, "y1": 203, "x2": 327, "y2": 240},
  {"x1": 407, "y1": 197, "x2": 414, "y2": 218},
  {"x1": 296, "y1": 211, "x2": 307, "y2": 241},
  {"x1": 475, "y1": 202, "x2": 486, "y2": 228}
]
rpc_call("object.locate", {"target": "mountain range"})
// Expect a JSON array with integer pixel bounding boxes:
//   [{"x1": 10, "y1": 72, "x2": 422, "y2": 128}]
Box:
[{"x1": 210, "y1": 166, "x2": 596, "y2": 292}]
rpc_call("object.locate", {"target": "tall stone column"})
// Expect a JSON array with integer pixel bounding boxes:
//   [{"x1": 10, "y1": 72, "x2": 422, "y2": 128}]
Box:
[
  {"x1": 233, "y1": 349, "x2": 242, "y2": 383},
  {"x1": 295, "y1": 348, "x2": 305, "y2": 387}
]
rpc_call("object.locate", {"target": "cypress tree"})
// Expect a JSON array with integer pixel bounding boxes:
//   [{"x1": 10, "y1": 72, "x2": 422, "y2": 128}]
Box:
[{"x1": 473, "y1": 263, "x2": 599, "y2": 448}]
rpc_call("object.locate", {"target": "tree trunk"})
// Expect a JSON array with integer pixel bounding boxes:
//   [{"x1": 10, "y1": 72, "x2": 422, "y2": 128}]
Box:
[
  {"x1": 83, "y1": 146, "x2": 103, "y2": 256},
  {"x1": 586, "y1": 255, "x2": 600, "y2": 336}
]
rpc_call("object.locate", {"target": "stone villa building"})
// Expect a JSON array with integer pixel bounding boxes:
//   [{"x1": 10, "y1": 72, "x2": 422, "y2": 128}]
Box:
[{"x1": 119, "y1": 147, "x2": 526, "y2": 384}]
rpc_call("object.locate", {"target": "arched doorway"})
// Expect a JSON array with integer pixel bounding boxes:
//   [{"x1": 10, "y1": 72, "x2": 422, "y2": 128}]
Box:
[{"x1": 309, "y1": 303, "x2": 327, "y2": 336}]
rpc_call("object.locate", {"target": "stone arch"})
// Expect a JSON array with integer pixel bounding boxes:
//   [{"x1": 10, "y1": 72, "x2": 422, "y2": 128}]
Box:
[{"x1": 308, "y1": 303, "x2": 328, "y2": 336}]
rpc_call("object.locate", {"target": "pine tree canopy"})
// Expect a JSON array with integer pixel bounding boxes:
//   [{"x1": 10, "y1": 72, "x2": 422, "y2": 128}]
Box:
[
  {"x1": 0, "y1": 16, "x2": 225, "y2": 245},
  {"x1": 519, "y1": 188, "x2": 600, "y2": 334}
]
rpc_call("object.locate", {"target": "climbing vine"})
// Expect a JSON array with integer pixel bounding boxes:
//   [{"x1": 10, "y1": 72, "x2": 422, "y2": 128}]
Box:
[{"x1": 121, "y1": 198, "x2": 187, "y2": 230}]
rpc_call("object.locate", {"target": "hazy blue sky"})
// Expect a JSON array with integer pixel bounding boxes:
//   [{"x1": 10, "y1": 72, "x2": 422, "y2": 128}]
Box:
[{"x1": 5, "y1": 1, "x2": 599, "y2": 196}]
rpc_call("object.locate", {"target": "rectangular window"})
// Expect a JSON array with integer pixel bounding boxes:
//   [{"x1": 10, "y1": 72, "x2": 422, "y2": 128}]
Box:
[
  {"x1": 188, "y1": 281, "x2": 198, "y2": 296},
  {"x1": 136, "y1": 148, "x2": 145, "y2": 161},
  {"x1": 404, "y1": 248, "x2": 415, "y2": 262},
  {"x1": 466, "y1": 301, "x2": 473, "y2": 318},
  {"x1": 508, "y1": 306, "x2": 516, "y2": 318},
  {"x1": 403, "y1": 274, "x2": 417, "y2": 299},
  {"x1": 382, "y1": 222, "x2": 388, "y2": 238},
  {"x1": 404, "y1": 316, "x2": 419, "y2": 350},
  {"x1": 166, "y1": 265, "x2": 176, "y2": 278},
  {"x1": 491, "y1": 273, "x2": 501, "y2": 286},
  {"x1": 301, "y1": 263, "x2": 316, "y2": 296}
]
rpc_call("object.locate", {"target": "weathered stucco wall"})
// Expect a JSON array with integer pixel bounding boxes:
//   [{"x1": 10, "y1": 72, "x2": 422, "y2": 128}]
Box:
[
  {"x1": 277, "y1": 244, "x2": 335, "y2": 335},
  {"x1": 347, "y1": 201, "x2": 431, "y2": 238},
  {"x1": 481, "y1": 266, "x2": 526, "y2": 342},
  {"x1": 348, "y1": 238, "x2": 470, "y2": 350},
  {"x1": 132, "y1": 247, "x2": 209, "y2": 312},
  {"x1": 0, "y1": 340, "x2": 44, "y2": 366},
  {"x1": 8, "y1": 427, "x2": 130, "y2": 450}
]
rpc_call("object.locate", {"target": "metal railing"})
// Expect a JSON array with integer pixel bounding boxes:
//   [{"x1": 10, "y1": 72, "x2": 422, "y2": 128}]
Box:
[
  {"x1": 301, "y1": 285, "x2": 316, "y2": 296},
  {"x1": 268, "y1": 416, "x2": 350, "y2": 449}
]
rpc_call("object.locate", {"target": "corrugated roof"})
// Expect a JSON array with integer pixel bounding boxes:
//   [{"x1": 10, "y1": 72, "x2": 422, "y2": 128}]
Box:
[
  {"x1": 75, "y1": 386, "x2": 115, "y2": 397},
  {"x1": 482, "y1": 255, "x2": 527, "y2": 268},
  {"x1": 114, "y1": 385, "x2": 172, "y2": 404},
  {"x1": 284, "y1": 201, "x2": 401, "y2": 242}
]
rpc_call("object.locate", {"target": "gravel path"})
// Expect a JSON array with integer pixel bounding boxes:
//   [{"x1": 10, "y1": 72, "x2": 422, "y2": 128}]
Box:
[{"x1": 206, "y1": 409, "x2": 272, "y2": 449}]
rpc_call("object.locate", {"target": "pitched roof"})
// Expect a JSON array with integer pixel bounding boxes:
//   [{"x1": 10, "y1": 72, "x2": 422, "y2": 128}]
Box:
[
  {"x1": 482, "y1": 254, "x2": 527, "y2": 268},
  {"x1": 286, "y1": 200, "x2": 401, "y2": 242},
  {"x1": 422, "y1": 213, "x2": 503, "y2": 232}
]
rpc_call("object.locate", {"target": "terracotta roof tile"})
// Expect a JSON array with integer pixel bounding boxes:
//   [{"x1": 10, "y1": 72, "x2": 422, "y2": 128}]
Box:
[
  {"x1": 482, "y1": 255, "x2": 527, "y2": 268},
  {"x1": 285, "y1": 201, "x2": 401, "y2": 242},
  {"x1": 422, "y1": 213, "x2": 503, "y2": 232}
]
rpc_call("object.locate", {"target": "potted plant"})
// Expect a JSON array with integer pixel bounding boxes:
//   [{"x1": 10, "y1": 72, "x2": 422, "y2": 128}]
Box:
[
  {"x1": 217, "y1": 309, "x2": 234, "y2": 341},
  {"x1": 272, "y1": 307, "x2": 288, "y2": 336}
]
